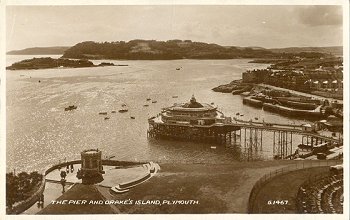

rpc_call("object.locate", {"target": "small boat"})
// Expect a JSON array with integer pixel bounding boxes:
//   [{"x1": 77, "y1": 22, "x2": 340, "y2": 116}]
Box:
[
  {"x1": 210, "y1": 146, "x2": 217, "y2": 149},
  {"x1": 240, "y1": 114, "x2": 244, "y2": 116},
  {"x1": 119, "y1": 109, "x2": 128, "y2": 113},
  {"x1": 211, "y1": 102, "x2": 214, "y2": 105},
  {"x1": 104, "y1": 117, "x2": 110, "y2": 120},
  {"x1": 172, "y1": 96, "x2": 178, "y2": 98},
  {"x1": 295, "y1": 144, "x2": 313, "y2": 158},
  {"x1": 111, "y1": 111, "x2": 116, "y2": 113},
  {"x1": 146, "y1": 98, "x2": 151, "y2": 101},
  {"x1": 65, "y1": 105, "x2": 77, "y2": 111},
  {"x1": 99, "y1": 112, "x2": 108, "y2": 115},
  {"x1": 143, "y1": 104, "x2": 149, "y2": 107},
  {"x1": 152, "y1": 101, "x2": 157, "y2": 103},
  {"x1": 176, "y1": 68, "x2": 180, "y2": 70},
  {"x1": 236, "y1": 113, "x2": 240, "y2": 116},
  {"x1": 297, "y1": 144, "x2": 313, "y2": 151},
  {"x1": 130, "y1": 116, "x2": 135, "y2": 119}
]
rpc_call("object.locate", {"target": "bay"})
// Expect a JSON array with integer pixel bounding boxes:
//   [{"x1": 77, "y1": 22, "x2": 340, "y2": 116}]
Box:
[{"x1": 6, "y1": 56, "x2": 306, "y2": 172}]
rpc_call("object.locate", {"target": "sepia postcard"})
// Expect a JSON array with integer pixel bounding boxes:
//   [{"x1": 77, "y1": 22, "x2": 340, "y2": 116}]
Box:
[{"x1": 0, "y1": 0, "x2": 348, "y2": 220}]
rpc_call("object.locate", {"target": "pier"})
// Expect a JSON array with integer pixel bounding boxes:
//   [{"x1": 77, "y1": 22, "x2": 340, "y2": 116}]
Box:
[
  {"x1": 148, "y1": 118, "x2": 341, "y2": 160},
  {"x1": 147, "y1": 96, "x2": 342, "y2": 160}
]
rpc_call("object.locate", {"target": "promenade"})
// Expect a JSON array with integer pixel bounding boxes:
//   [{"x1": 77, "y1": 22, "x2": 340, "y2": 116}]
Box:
[{"x1": 258, "y1": 84, "x2": 343, "y2": 104}]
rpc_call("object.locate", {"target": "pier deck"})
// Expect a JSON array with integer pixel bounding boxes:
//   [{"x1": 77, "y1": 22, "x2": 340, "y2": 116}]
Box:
[{"x1": 148, "y1": 116, "x2": 342, "y2": 160}]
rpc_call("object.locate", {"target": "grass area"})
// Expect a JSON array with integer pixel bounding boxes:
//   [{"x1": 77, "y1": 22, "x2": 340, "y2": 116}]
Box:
[
  {"x1": 250, "y1": 166, "x2": 329, "y2": 213},
  {"x1": 38, "y1": 184, "x2": 116, "y2": 214},
  {"x1": 37, "y1": 160, "x2": 333, "y2": 214},
  {"x1": 97, "y1": 160, "x2": 298, "y2": 214}
]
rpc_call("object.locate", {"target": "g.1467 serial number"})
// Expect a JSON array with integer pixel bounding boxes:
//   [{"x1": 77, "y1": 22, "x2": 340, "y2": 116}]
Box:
[{"x1": 267, "y1": 200, "x2": 289, "y2": 205}]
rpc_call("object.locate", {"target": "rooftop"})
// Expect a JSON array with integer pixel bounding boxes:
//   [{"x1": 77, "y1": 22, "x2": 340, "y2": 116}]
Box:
[
  {"x1": 166, "y1": 95, "x2": 216, "y2": 112},
  {"x1": 183, "y1": 95, "x2": 203, "y2": 108},
  {"x1": 82, "y1": 149, "x2": 100, "y2": 155}
]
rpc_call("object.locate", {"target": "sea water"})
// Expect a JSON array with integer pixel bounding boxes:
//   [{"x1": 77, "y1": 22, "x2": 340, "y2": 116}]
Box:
[{"x1": 6, "y1": 56, "x2": 307, "y2": 172}]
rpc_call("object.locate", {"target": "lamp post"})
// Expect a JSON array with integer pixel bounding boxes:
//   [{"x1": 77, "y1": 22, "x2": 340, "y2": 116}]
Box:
[
  {"x1": 60, "y1": 178, "x2": 66, "y2": 193},
  {"x1": 60, "y1": 170, "x2": 67, "y2": 193}
]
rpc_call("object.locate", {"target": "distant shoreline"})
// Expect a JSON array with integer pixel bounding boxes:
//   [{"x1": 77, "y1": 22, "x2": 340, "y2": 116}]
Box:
[{"x1": 6, "y1": 46, "x2": 70, "y2": 55}]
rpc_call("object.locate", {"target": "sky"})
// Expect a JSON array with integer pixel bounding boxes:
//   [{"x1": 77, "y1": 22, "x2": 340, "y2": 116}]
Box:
[{"x1": 6, "y1": 5, "x2": 343, "y2": 51}]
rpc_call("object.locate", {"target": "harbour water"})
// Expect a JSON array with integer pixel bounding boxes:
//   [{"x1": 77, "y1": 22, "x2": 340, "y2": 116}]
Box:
[{"x1": 6, "y1": 56, "x2": 308, "y2": 172}]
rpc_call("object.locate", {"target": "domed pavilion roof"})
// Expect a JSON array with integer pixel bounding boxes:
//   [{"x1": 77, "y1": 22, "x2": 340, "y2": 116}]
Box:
[
  {"x1": 182, "y1": 95, "x2": 204, "y2": 108},
  {"x1": 165, "y1": 95, "x2": 216, "y2": 112}
]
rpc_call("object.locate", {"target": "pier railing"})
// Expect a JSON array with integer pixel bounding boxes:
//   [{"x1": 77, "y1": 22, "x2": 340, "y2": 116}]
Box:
[
  {"x1": 247, "y1": 160, "x2": 342, "y2": 213},
  {"x1": 232, "y1": 117, "x2": 305, "y2": 129}
]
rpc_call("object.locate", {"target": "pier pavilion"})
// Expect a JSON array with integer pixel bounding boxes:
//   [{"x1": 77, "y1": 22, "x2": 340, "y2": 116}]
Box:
[{"x1": 147, "y1": 95, "x2": 239, "y2": 143}]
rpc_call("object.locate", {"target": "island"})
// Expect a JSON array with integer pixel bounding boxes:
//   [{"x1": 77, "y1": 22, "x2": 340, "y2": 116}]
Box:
[{"x1": 6, "y1": 57, "x2": 116, "y2": 70}]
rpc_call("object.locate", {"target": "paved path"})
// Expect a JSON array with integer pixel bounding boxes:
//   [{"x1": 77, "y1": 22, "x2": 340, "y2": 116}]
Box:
[{"x1": 46, "y1": 164, "x2": 149, "y2": 188}]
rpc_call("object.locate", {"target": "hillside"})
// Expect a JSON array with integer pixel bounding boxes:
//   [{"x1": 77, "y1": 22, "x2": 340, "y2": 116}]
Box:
[
  {"x1": 8, "y1": 42, "x2": 342, "y2": 59},
  {"x1": 7, "y1": 46, "x2": 70, "y2": 55},
  {"x1": 62, "y1": 40, "x2": 279, "y2": 60},
  {"x1": 270, "y1": 57, "x2": 343, "y2": 70},
  {"x1": 268, "y1": 46, "x2": 342, "y2": 56}
]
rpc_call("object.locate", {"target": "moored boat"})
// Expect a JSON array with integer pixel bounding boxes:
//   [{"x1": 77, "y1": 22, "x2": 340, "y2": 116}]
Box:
[
  {"x1": 65, "y1": 105, "x2": 77, "y2": 111},
  {"x1": 119, "y1": 109, "x2": 128, "y2": 113}
]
